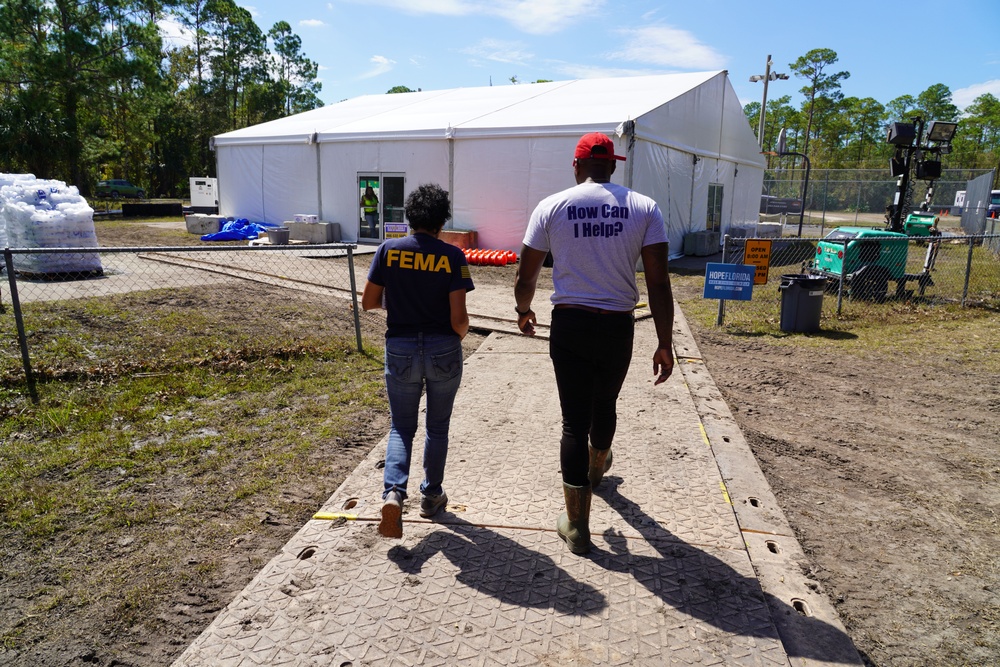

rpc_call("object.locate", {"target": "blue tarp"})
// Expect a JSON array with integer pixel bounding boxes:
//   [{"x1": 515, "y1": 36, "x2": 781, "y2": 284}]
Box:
[{"x1": 201, "y1": 218, "x2": 277, "y2": 242}]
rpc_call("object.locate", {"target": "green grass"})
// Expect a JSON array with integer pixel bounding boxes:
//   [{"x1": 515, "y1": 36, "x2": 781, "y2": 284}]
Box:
[
  {"x1": 0, "y1": 352, "x2": 384, "y2": 533},
  {"x1": 0, "y1": 285, "x2": 387, "y2": 648},
  {"x1": 670, "y1": 271, "x2": 1000, "y2": 373}
]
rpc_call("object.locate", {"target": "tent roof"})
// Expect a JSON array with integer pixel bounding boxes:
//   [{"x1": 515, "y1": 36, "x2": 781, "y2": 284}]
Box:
[{"x1": 213, "y1": 71, "x2": 726, "y2": 146}]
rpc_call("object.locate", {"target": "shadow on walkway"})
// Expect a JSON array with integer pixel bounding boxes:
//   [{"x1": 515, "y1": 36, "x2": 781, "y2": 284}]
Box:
[{"x1": 594, "y1": 475, "x2": 861, "y2": 662}]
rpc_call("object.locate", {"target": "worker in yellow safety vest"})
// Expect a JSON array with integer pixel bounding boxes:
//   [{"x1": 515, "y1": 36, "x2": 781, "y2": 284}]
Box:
[{"x1": 362, "y1": 185, "x2": 379, "y2": 237}]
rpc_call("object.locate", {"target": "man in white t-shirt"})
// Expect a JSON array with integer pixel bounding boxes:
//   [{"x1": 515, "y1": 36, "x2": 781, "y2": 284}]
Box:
[{"x1": 514, "y1": 132, "x2": 675, "y2": 555}]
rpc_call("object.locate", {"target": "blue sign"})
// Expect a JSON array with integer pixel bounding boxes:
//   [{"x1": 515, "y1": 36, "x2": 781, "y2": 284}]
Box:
[{"x1": 703, "y1": 263, "x2": 756, "y2": 301}]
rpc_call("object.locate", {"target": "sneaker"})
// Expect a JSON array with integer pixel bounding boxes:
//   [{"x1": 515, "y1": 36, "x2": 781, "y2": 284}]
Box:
[
  {"x1": 379, "y1": 490, "x2": 403, "y2": 538},
  {"x1": 419, "y1": 492, "x2": 448, "y2": 518}
]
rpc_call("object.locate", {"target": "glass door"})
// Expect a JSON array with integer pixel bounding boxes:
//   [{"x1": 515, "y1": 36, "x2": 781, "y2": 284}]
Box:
[
  {"x1": 357, "y1": 173, "x2": 406, "y2": 242},
  {"x1": 358, "y1": 175, "x2": 381, "y2": 241},
  {"x1": 381, "y1": 175, "x2": 406, "y2": 239}
]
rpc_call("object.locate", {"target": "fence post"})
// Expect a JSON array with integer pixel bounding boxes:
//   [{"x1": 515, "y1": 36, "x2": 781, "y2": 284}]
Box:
[
  {"x1": 836, "y1": 239, "x2": 846, "y2": 316},
  {"x1": 853, "y1": 181, "x2": 863, "y2": 225},
  {"x1": 346, "y1": 246, "x2": 363, "y2": 352},
  {"x1": 961, "y1": 235, "x2": 975, "y2": 307},
  {"x1": 820, "y1": 169, "x2": 830, "y2": 236},
  {"x1": 715, "y1": 235, "x2": 728, "y2": 326},
  {"x1": 4, "y1": 248, "x2": 38, "y2": 404}
]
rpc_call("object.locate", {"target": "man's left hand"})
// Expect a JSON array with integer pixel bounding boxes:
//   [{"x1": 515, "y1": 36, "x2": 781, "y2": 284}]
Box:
[{"x1": 517, "y1": 310, "x2": 536, "y2": 336}]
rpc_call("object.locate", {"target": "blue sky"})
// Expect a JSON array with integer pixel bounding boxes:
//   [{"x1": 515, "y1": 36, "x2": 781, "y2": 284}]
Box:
[{"x1": 198, "y1": 0, "x2": 1000, "y2": 113}]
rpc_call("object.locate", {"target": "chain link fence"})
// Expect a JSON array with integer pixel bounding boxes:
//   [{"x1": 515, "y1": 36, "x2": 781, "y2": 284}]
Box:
[
  {"x1": 1, "y1": 245, "x2": 385, "y2": 402},
  {"x1": 761, "y1": 168, "x2": 996, "y2": 235},
  {"x1": 713, "y1": 234, "x2": 1000, "y2": 331}
]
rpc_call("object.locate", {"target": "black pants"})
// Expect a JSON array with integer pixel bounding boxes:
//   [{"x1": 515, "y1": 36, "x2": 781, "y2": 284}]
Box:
[{"x1": 549, "y1": 308, "x2": 634, "y2": 486}]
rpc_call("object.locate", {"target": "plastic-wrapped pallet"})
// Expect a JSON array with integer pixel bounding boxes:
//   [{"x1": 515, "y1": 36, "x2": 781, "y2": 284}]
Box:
[
  {"x1": 0, "y1": 177, "x2": 103, "y2": 276},
  {"x1": 0, "y1": 173, "x2": 35, "y2": 250}
]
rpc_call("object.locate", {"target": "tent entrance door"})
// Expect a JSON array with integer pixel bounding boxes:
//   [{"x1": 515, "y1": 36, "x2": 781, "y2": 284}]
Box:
[{"x1": 358, "y1": 173, "x2": 405, "y2": 242}]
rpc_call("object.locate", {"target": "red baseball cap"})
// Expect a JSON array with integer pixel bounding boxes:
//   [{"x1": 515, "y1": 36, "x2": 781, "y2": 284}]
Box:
[{"x1": 574, "y1": 132, "x2": 626, "y2": 161}]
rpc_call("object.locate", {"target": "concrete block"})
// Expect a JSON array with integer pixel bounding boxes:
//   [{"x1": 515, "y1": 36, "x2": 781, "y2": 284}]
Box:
[
  {"x1": 756, "y1": 223, "x2": 783, "y2": 238},
  {"x1": 683, "y1": 230, "x2": 720, "y2": 256},
  {"x1": 185, "y1": 213, "x2": 221, "y2": 235},
  {"x1": 286, "y1": 221, "x2": 341, "y2": 243}
]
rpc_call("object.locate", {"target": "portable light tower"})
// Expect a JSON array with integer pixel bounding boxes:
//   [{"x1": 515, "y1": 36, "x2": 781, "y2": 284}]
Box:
[{"x1": 885, "y1": 118, "x2": 958, "y2": 233}]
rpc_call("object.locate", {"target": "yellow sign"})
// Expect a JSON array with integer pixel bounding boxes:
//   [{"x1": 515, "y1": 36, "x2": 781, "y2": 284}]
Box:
[{"x1": 744, "y1": 239, "x2": 772, "y2": 285}]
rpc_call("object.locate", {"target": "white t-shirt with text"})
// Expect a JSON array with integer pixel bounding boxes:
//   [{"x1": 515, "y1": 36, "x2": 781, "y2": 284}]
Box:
[{"x1": 523, "y1": 180, "x2": 668, "y2": 311}]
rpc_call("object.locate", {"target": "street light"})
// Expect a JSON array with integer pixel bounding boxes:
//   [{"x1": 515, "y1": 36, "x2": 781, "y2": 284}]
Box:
[{"x1": 750, "y1": 54, "x2": 789, "y2": 150}]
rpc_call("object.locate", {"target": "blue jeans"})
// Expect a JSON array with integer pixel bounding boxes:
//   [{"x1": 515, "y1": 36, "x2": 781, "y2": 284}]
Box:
[
  {"x1": 365, "y1": 212, "x2": 377, "y2": 237},
  {"x1": 383, "y1": 333, "x2": 463, "y2": 500}
]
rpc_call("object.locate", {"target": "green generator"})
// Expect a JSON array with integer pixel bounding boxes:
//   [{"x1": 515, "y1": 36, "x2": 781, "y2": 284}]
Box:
[
  {"x1": 903, "y1": 212, "x2": 938, "y2": 237},
  {"x1": 810, "y1": 227, "x2": 916, "y2": 300}
]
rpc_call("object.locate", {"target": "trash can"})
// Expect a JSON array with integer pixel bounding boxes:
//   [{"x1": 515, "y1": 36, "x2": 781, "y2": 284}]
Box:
[
  {"x1": 778, "y1": 274, "x2": 826, "y2": 333},
  {"x1": 267, "y1": 227, "x2": 290, "y2": 245}
]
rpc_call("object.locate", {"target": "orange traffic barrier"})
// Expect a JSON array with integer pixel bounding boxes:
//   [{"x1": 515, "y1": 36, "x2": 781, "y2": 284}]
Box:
[{"x1": 462, "y1": 248, "x2": 518, "y2": 266}]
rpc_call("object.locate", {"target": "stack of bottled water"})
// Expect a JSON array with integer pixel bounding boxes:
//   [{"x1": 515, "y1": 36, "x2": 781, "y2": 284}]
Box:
[
  {"x1": 0, "y1": 174, "x2": 103, "y2": 276},
  {"x1": 0, "y1": 173, "x2": 34, "y2": 250}
]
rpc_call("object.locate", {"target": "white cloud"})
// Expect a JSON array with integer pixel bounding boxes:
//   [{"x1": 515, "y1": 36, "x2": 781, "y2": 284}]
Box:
[
  {"x1": 954, "y1": 80, "x2": 1000, "y2": 110},
  {"x1": 548, "y1": 61, "x2": 661, "y2": 80},
  {"x1": 299, "y1": 19, "x2": 326, "y2": 27},
  {"x1": 243, "y1": 5, "x2": 260, "y2": 18},
  {"x1": 359, "y1": 55, "x2": 396, "y2": 80},
  {"x1": 461, "y1": 39, "x2": 534, "y2": 66},
  {"x1": 350, "y1": 0, "x2": 603, "y2": 34},
  {"x1": 607, "y1": 25, "x2": 726, "y2": 70},
  {"x1": 158, "y1": 18, "x2": 193, "y2": 48},
  {"x1": 496, "y1": 0, "x2": 603, "y2": 34}
]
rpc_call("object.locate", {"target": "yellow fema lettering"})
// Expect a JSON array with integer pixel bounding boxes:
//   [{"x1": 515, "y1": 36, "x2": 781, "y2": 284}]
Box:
[{"x1": 386, "y1": 248, "x2": 451, "y2": 272}]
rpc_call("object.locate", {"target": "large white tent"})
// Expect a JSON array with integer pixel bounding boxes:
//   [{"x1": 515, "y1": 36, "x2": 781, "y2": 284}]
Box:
[{"x1": 213, "y1": 71, "x2": 765, "y2": 256}]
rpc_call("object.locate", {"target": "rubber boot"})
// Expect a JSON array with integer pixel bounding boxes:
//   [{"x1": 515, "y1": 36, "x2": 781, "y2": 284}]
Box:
[
  {"x1": 556, "y1": 482, "x2": 592, "y2": 554},
  {"x1": 588, "y1": 445, "x2": 613, "y2": 489}
]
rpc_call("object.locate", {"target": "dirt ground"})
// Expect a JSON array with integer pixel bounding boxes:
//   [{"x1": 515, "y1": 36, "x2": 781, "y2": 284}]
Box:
[
  {"x1": 4, "y1": 224, "x2": 998, "y2": 666},
  {"x1": 683, "y1": 320, "x2": 999, "y2": 666}
]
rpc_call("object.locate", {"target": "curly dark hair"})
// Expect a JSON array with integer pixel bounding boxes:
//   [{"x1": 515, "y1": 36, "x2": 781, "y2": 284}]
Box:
[{"x1": 404, "y1": 183, "x2": 452, "y2": 232}]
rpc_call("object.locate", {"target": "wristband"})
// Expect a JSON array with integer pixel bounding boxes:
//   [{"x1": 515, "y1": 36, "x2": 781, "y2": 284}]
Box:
[{"x1": 515, "y1": 306, "x2": 531, "y2": 316}]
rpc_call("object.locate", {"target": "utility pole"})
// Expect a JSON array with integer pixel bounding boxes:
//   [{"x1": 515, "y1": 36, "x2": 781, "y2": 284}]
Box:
[{"x1": 750, "y1": 55, "x2": 789, "y2": 150}]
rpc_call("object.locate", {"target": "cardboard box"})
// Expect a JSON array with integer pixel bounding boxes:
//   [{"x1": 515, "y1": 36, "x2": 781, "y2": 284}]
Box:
[{"x1": 439, "y1": 229, "x2": 478, "y2": 250}]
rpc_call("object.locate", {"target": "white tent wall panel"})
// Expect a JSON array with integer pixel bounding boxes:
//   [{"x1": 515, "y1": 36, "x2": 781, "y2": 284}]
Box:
[
  {"x1": 629, "y1": 140, "x2": 677, "y2": 256},
  {"x1": 706, "y1": 158, "x2": 736, "y2": 244},
  {"x1": 261, "y1": 144, "x2": 319, "y2": 224},
  {"x1": 451, "y1": 135, "x2": 630, "y2": 251},
  {"x1": 690, "y1": 156, "x2": 710, "y2": 241},
  {"x1": 730, "y1": 162, "x2": 760, "y2": 230},
  {"x1": 218, "y1": 145, "x2": 265, "y2": 222},
  {"x1": 318, "y1": 140, "x2": 450, "y2": 243},
  {"x1": 453, "y1": 136, "x2": 549, "y2": 251}
]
